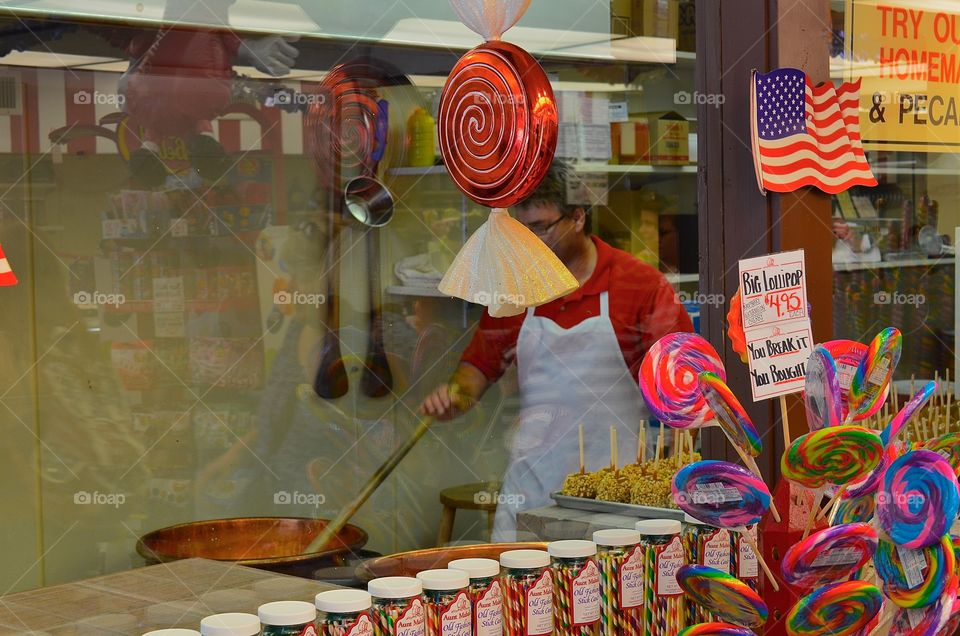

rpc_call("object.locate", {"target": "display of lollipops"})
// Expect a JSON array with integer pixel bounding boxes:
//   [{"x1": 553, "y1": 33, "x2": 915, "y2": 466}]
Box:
[
  {"x1": 780, "y1": 523, "x2": 877, "y2": 588},
  {"x1": 880, "y1": 380, "x2": 937, "y2": 446},
  {"x1": 876, "y1": 450, "x2": 960, "y2": 549},
  {"x1": 436, "y1": 0, "x2": 576, "y2": 317},
  {"x1": 848, "y1": 327, "x2": 902, "y2": 422},
  {"x1": 785, "y1": 580, "x2": 883, "y2": 636},
  {"x1": 679, "y1": 624, "x2": 757, "y2": 636},
  {"x1": 822, "y1": 339, "x2": 870, "y2": 422},
  {"x1": 639, "y1": 333, "x2": 726, "y2": 428},
  {"x1": 874, "y1": 536, "x2": 956, "y2": 609},
  {"x1": 780, "y1": 425, "x2": 883, "y2": 536},
  {"x1": 803, "y1": 345, "x2": 841, "y2": 431},
  {"x1": 672, "y1": 460, "x2": 779, "y2": 590},
  {"x1": 698, "y1": 372, "x2": 780, "y2": 522},
  {"x1": 677, "y1": 565, "x2": 768, "y2": 629}
]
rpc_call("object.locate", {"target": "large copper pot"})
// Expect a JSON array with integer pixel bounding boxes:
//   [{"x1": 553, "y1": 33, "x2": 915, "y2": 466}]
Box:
[
  {"x1": 356, "y1": 542, "x2": 547, "y2": 582},
  {"x1": 137, "y1": 516, "x2": 368, "y2": 579}
]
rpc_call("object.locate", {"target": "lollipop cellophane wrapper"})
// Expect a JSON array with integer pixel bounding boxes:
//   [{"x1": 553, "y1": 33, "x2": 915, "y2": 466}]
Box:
[
  {"x1": 448, "y1": 0, "x2": 531, "y2": 40},
  {"x1": 438, "y1": 208, "x2": 579, "y2": 317}
]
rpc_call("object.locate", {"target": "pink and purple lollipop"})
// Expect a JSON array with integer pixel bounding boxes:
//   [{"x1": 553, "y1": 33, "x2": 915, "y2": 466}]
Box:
[
  {"x1": 881, "y1": 380, "x2": 937, "y2": 446},
  {"x1": 849, "y1": 327, "x2": 902, "y2": 421},
  {"x1": 640, "y1": 333, "x2": 725, "y2": 429},
  {"x1": 803, "y1": 345, "x2": 841, "y2": 431},
  {"x1": 876, "y1": 450, "x2": 960, "y2": 549},
  {"x1": 780, "y1": 523, "x2": 877, "y2": 588}
]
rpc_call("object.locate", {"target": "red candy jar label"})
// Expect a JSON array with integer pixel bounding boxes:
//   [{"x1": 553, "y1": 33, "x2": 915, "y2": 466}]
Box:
[
  {"x1": 397, "y1": 598, "x2": 426, "y2": 636},
  {"x1": 526, "y1": 569, "x2": 554, "y2": 635},
  {"x1": 737, "y1": 528, "x2": 759, "y2": 579},
  {"x1": 655, "y1": 537, "x2": 684, "y2": 597},
  {"x1": 440, "y1": 591, "x2": 472, "y2": 636},
  {"x1": 345, "y1": 615, "x2": 373, "y2": 636},
  {"x1": 702, "y1": 529, "x2": 731, "y2": 572},
  {"x1": 570, "y1": 559, "x2": 601, "y2": 626},
  {"x1": 619, "y1": 546, "x2": 644, "y2": 609},
  {"x1": 475, "y1": 581, "x2": 503, "y2": 636}
]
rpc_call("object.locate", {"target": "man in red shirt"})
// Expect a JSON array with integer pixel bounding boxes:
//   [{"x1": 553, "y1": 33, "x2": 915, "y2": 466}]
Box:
[{"x1": 420, "y1": 162, "x2": 693, "y2": 539}]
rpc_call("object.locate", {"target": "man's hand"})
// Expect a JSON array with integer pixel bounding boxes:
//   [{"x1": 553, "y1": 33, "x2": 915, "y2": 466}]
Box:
[
  {"x1": 237, "y1": 35, "x2": 300, "y2": 77},
  {"x1": 420, "y1": 384, "x2": 467, "y2": 420}
]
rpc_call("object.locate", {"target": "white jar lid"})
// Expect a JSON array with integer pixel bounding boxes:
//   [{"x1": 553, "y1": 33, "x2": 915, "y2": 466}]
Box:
[
  {"x1": 593, "y1": 529, "x2": 642, "y2": 546},
  {"x1": 143, "y1": 631, "x2": 202, "y2": 636},
  {"x1": 548, "y1": 540, "x2": 597, "y2": 559},
  {"x1": 500, "y1": 549, "x2": 550, "y2": 569},
  {"x1": 200, "y1": 613, "x2": 260, "y2": 636},
  {"x1": 368, "y1": 576, "x2": 423, "y2": 599},
  {"x1": 416, "y1": 569, "x2": 469, "y2": 591},
  {"x1": 635, "y1": 519, "x2": 682, "y2": 536},
  {"x1": 258, "y1": 601, "x2": 316, "y2": 626},
  {"x1": 448, "y1": 558, "x2": 500, "y2": 579},
  {"x1": 316, "y1": 589, "x2": 372, "y2": 614}
]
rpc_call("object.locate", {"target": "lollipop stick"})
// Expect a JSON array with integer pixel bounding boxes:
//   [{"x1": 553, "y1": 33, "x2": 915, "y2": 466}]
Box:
[
  {"x1": 802, "y1": 487, "x2": 824, "y2": 538},
  {"x1": 640, "y1": 424, "x2": 647, "y2": 463},
  {"x1": 579, "y1": 425, "x2": 585, "y2": 474},
  {"x1": 779, "y1": 395, "x2": 791, "y2": 448},
  {"x1": 674, "y1": 429, "x2": 681, "y2": 468},
  {"x1": 867, "y1": 604, "x2": 895, "y2": 636},
  {"x1": 656, "y1": 429, "x2": 663, "y2": 461},
  {"x1": 816, "y1": 485, "x2": 846, "y2": 521},
  {"x1": 738, "y1": 528, "x2": 780, "y2": 592},
  {"x1": 659, "y1": 422, "x2": 665, "y2": 459},
  {"x1": 610, "y1": 426, "x2": 618, "y2": 470}
]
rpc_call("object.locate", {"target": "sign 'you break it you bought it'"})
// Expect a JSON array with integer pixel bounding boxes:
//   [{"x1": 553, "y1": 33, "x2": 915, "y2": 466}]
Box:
[{"x1": 739, "y1": 250, "x2": 814, "y2": 401}]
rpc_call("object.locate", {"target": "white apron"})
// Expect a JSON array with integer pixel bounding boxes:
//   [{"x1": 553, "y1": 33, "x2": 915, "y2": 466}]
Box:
[{"x1": 492, "y1": 291, "x2": 649, "y2": 540}]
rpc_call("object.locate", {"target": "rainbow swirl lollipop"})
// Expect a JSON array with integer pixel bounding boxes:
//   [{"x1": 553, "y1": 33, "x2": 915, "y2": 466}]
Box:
[
  {"x1": 877, "y1": 450, "x2": 960, "y2": 549},
  {"x1": 925, "y1": 433, "x2": 960, "y2": 476},
  {"x1": 785, "y1": 581, "x2": 882, "y2": 636},
  {"x1": 677, "y1": 565, "x2": 768, "y2": 628},
  {"x1": 673, "y1": 461, "x2": 771, "y2": 529},
  {"x1": 678, "y1": 624, "x2": 757, "y2": 636},
  {"x1": 874, "y1": 536, "x2": 956, "y2": 608},
  {"x1": 780, "y1": 426, "x2": 883, "y2": 489},
  {"x1": 830, "y1": 493, "x2": 875, "y2": 526},
  {"x1": 781, "y1": 523, "x2": 877, "y2": 588},
  {"x1": 888, "y1": 575, "x2": 957, "y2": 636},
  {"x1": 849, "y1": 327, "x2": 902, "y2": 421},
  {"x1": 804, "y1": 346, "x2": 841, "y2": 431},
  {"x1": 699, "y1": 372, "x2": 762, "y2": 457},
  {"x1": 881, "y1": 381, "x2": 937, "y2": 446},
  {"x1": 823, "y1": 339, "x2": 869, "y2": 421},
  {"x1": 640, "y1": 333, "x2": 726, "y2": 429}
]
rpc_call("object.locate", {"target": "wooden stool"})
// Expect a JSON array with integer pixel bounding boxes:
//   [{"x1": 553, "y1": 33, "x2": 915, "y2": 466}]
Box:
[{"x1": 437, "y1": 481, "x2": 503, "y2": 546}]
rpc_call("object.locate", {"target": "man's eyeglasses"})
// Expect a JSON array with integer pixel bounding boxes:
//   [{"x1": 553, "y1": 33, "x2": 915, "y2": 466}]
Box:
[{"x1": 523, "y1": 215, "x2": 565, "y2": 236}]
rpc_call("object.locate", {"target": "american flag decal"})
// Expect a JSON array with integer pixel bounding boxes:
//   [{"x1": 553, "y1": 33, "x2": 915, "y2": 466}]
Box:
[{"x1": 751, "y1": 67, "x2": 877, "y2": 195}]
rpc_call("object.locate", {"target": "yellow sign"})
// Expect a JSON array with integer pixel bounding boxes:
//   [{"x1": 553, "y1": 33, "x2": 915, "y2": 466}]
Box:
[{"x1": 845, "y1": 0, "x2": 960, "y2": 152}]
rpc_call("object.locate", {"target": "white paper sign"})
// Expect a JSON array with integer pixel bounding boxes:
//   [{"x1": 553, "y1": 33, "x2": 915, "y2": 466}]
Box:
[{"x1": 738, "y1": 250, "x2": 813, "y2": 401}]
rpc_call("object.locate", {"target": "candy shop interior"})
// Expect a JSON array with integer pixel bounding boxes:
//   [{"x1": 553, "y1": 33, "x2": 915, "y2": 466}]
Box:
[{"x1": 1, "y1": 0, "x2": 959, "y2": 635}]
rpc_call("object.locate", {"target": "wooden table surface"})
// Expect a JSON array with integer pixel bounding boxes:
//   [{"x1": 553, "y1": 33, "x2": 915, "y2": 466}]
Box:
[{"x1": 0, "y1": 559, "x2": 341, "y2": 635}]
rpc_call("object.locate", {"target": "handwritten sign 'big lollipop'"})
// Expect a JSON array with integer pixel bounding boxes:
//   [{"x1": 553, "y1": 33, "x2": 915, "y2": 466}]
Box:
[
  {"x1": 672, "y1": 461, "x2": 779, "y2": 591},
  {"x1": 876, "y1": 450, "x2": 960, "y2": 549},
  {"x1": 677, "y1": 565, "x2": 768, "y2": 629},
  {"x1": 780, "y1": 523, "x2": 877, "y2": 588},
  {"x1": 437, "y1": 0, "x2": 576, "y2": 317},
  {"x1": 785, "y1": 581, "x2": 883, "y2": 636},
  {"x1": 803, "y1": 346, "x2": 841, "y2": 431},
  {"x1": 848, "y1": 327, "x2": 902, "y2": 421},
  {"x1": 639, "y1": 333, "x2": 726, "y2": 429},
  {"x1": 874, "y1": 536, "x2": 956, "y2": 609},
  {"x1": 678, "y1": 624, "x2": 757, "y2": 636}
]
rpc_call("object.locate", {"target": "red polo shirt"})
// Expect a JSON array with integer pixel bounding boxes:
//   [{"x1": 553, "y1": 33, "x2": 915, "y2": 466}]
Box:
[{"x1": 461, "y1": 236, "x2": 695, "y2": 382}]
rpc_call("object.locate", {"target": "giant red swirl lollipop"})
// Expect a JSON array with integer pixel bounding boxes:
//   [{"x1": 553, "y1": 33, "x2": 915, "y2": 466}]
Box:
[
  {"x1": 639, "y1": 333, "x2": 726, "y2": 429},
  {"x1": 785, "y1": 581, "x2": 883, "y2": 636},
  {"x1": 876, "y1": 450, "x2": 960, "y2": 549},
  {"x1": 437, "y1": 0, "x2": 574, "y2": 317},
  {"x1": 780, "y1": 523, "x2": 877, "y2": 588}
]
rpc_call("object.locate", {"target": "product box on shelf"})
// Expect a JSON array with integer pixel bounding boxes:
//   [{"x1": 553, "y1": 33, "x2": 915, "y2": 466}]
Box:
[
  {"x1": 641, "y1": 111, "x2": 690, "y2": 165},
  {"x1": 611, "y1": 120, "x2": 651, "y2": 165},
  {"x1": 631, "y1": 0, "x2": 679, "y2": 39}
]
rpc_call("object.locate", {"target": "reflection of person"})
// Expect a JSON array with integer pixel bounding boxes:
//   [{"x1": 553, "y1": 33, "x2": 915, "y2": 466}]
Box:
[{"x1": 420, "y1": 161, "x2": 694, "y2": 539}]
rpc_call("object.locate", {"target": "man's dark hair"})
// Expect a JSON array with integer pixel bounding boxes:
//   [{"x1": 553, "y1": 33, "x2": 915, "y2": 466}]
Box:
[{"x1": 516, "y1": 160, "x2": 593, "y2": 235}]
